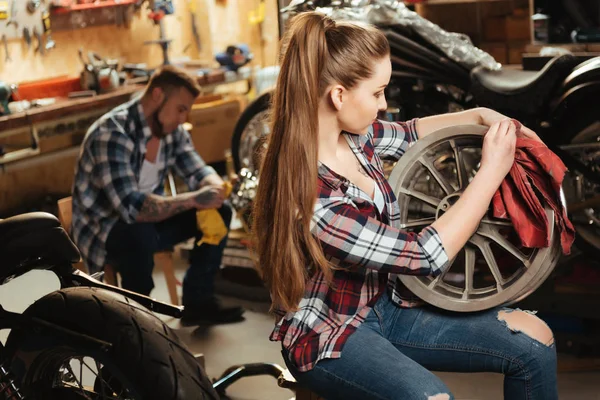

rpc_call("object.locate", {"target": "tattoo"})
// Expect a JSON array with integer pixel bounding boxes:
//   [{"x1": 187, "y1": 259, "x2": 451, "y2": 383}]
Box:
[
  {"x1": 356, "y1": 159, "x2": 370, "y2": 178},
  {"x1": 136, "y1": 195, "x2": 191, "y2": 222}
]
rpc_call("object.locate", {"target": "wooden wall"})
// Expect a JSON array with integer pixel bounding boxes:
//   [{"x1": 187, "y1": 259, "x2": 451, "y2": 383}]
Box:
[{"x1": 0, "y1": 0, "x2": 280, "y2": 84}]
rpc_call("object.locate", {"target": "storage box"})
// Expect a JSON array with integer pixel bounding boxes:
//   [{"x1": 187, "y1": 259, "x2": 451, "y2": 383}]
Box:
[{"x1": 187, "y1": 97, "x2": 242, "y2": 164}]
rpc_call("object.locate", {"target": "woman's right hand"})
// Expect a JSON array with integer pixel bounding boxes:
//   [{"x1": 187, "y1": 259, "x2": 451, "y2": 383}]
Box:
[{"x1": 480, "y1": 119, "x2": 517, "y2": 182}]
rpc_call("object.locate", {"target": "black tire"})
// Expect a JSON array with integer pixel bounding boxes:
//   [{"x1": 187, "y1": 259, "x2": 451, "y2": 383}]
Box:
[
  {"x1": 5, "y1": 287, "x2": 219, "y2": 400},
  {"x1": 231, "y1": 91, "x2": 272, "y2": 173},
  {"x1": 554, "y1": 106, "x2": 600, "y2": 259}
]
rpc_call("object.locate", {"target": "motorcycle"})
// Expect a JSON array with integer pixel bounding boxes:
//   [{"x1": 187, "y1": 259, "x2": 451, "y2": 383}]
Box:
[
  {"x1": 0, "y1": 212, "x2": 218, "y2": 399},
  {"x1": 230, "y1": 0, "x2": 600, "y2": 257}
]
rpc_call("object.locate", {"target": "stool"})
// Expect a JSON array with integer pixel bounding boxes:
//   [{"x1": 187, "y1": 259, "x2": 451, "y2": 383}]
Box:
[
  {"x1": 57, "y1": 196, "x2": 180, "y2": 305},
  {"x1": 278, "y1": 369, "x2": 323, "y2": 400}
]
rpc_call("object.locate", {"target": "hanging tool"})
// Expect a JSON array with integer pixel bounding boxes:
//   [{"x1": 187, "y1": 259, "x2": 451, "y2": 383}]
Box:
[
  {"x1": 2, "y1": 34, "x2": 10, "y2": 62},
  {"x1": 6, "y1": 0, "x2": 18, "y2": 29},
  {"x1": 41, "y1": 7, "x2": 55, "y2": 51},
  {"x1": 187, "y1": 0, "x2": 201, "y2": 52},
  {"x1": 23, "y1": 27, "x2": 31, "y2": 49},
  {"x1": 33, "y1": 26, "x2": 44, "y2": 55},
  {"x1": 27, "y1": 0, "x2": 41, "y2": 14}
]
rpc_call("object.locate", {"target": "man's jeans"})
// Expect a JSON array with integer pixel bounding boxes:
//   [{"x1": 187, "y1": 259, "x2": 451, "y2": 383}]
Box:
[
  {"x1": 285, "y1": 293, "x2": 558, "y2": 400},
  {"x1": 105, "y1": 204, "x2": 232, "y2": 307}
]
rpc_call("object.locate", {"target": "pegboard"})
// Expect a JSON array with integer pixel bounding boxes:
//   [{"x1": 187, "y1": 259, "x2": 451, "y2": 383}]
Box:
[{"x1": 0, "y1": 0, "x2": 45, "y2": 41}]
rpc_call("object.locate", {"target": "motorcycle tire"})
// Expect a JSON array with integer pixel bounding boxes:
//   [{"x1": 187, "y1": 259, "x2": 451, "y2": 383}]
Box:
[
  {"x1": 231, "y1": 91, "x2": 272, "y2": 173},
  {"x1": 5, "y1": 287, "x2": 218, "y2": 400},
  {"x1": 555, "y1": 107, "x2": 600, "y2": 259}
]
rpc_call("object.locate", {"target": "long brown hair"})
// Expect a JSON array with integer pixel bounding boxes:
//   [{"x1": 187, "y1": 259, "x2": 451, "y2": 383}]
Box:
[{"x1": 253, "y1": 12, "x2": 390, "y2": 312}]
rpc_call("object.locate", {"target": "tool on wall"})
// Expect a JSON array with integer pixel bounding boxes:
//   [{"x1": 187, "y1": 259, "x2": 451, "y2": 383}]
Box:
[
  {"x1": 23, "y1": 26, "x2": 31, "y2": 49},
  {"x1": 1, "y1": 34, "x2": 10, "y2": 62},
  {"x1": 6, "y1": 0, "x2": 18, "y2": 28},
  {"x1": 41, "y1": 6, "x2": 55, "y2": 50},
  {"x1": 33, "y1": 26, "x2": 44, "y2": 55},
  {"x1": 144, "y1": 0, "x2": 175, "y2": 65},
  {"x1": 27, "y1": 0, "x2": 41, "y2": 14},
  {"x1": 187, "y1": 0, "x2": 201, "y2": 52}
]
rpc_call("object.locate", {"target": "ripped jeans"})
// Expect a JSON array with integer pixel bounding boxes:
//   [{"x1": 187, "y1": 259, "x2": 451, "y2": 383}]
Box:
[{"x1": 284, "y1": 293, "x2": 557, "y2": 400}]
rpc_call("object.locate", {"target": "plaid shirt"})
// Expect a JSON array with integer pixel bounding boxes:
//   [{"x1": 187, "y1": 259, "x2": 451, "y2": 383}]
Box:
[
  {"x1": 271, "y1": 119, "x2": 450, "y2": 372},
  {"x1": 71, "y1": 99, "x2": 216, "y2": 273}
]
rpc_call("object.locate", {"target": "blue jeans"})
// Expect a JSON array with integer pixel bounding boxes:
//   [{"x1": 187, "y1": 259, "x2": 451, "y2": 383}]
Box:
[
  {"x1": 105, "y1": 204, "x2": 232, "y2": 307},
  {"x1": 285, "y1": 293, "x2": 557, "y2": 400}
]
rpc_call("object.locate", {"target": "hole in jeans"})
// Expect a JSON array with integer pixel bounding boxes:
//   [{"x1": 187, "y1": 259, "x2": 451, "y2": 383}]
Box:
[
  {"x1": 497, "y1": 309, "x2": 554, "y2": 346},
  {"x1": 427, "y1": 394, "x2": 450, "y2": 400}
]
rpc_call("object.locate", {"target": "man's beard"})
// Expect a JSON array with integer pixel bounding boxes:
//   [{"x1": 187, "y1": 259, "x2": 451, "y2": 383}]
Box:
[{"x1": 152, "y1": 98, "x2": 169, "y2": 138}]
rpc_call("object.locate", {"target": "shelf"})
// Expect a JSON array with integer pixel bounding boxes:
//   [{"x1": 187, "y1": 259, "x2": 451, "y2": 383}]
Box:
[{"x1": 51, "y1": 0, "x2": 136, "y2": 15}]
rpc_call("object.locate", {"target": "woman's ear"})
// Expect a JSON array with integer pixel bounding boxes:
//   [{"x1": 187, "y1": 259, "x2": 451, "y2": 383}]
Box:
[{"x1": 328, "y1": 85, "x2": 345, "y2": 112}]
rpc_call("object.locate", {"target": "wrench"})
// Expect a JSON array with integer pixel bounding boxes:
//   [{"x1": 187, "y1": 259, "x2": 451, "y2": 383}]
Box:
[
  {"x1": 33, "y1": 27, "x2": 45, "y2": 56},
  {"x1": 7, "y1": 0, "x2": 18, "y2": 29},
  {"x1": 2, "y1": 35, "x2": 11, "y2": 62}
]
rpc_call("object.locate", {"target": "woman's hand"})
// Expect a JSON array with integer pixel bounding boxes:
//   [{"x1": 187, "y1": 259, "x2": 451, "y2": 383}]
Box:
[
  {"x1": 480, "y1": 119, "x2": 517, "y2": 181},
  {"x1": 478, "y1": 108, "x2": 543, "y2": 143}
]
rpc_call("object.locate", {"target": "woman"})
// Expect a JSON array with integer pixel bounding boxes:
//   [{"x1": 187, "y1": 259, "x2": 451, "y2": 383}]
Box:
[{"x1": 253, "y1": 11, "x2": 557, "y2": 400}]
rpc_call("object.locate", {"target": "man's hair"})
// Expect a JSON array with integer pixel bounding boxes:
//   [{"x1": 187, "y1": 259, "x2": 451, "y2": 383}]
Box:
[{"x1": 145, "y1": 65, "x2": 201, "y2": 98}]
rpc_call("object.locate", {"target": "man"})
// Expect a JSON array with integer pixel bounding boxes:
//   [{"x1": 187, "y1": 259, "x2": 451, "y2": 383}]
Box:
[{"x1": 72, "y1": 66, "x2": 244, "y2": 325}]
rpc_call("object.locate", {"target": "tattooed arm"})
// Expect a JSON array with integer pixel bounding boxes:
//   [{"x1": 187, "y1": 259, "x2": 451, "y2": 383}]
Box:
[{"x1": 136, "y1": 185, "x2": 225, "y2": 223}]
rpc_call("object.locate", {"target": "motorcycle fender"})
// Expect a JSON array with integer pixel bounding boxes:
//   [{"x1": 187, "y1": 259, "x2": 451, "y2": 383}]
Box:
[
  {"x1": 550, "y1": 81, "x2": 600, "y2": 125},
  {"x1": 561, "y1": 56, "x2": 600, "y2": 93}
]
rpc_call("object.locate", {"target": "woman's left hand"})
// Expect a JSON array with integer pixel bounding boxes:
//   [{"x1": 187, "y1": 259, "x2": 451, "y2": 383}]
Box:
[{"x1": 478, "y1": 108, "x2": 543, "y2": 143}]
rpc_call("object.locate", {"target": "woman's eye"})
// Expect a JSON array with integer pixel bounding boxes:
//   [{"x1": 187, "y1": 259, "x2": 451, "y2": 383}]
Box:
[{"x1": 374, "y1": 91, "x2": 384, "y2": 98}]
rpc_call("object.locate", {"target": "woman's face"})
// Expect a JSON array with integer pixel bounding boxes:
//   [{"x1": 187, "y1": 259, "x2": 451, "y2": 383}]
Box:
[{"x1": 337, "y1": 56, "x2": 391, "y2": 135}]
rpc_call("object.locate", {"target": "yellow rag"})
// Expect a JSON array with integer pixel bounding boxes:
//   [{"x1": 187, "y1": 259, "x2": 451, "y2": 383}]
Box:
[{"x1": 196, "y1": 181, "x2": 232, "y2": 246}]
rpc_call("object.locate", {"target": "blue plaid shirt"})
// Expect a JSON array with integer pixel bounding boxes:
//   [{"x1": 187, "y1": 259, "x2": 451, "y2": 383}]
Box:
[{"x1": 72, "y1": 99, "x2": 216, "y2": 273}]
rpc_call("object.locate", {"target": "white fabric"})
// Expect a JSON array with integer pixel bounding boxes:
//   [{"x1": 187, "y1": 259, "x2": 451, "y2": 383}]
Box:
[
  {"x1": 373, "y1": 183, "x2": 385, "y2": 214},
  {"x1": 138, "y1": 140, "x2": 164, "y2": 194}
]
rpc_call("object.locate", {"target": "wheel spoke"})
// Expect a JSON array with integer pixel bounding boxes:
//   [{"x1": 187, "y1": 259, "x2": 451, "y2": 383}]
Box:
[
  {"x1": 470, "y1": 233, "x2": 506, "y2": 290},
  {"x1": 95, "y1": 360, "x2": 108, "y2": 398},
  {"x1": 450, "y1": 140, "x2": 470, "y2": 189},
  {"x1": 65, "y1": 362, "x2": 93, "y2": 400},
  {"x1": 400, "y1": 217, "x2": 436, "y2": 229},
  {"x1": 398, "y1": 187, "x2": 441, "y2": 208},
  {"x1": 480, "y1": 217, "x2": 513, "y2": 227},
  {"x1": 418, "y1": 155, "x2": 456, "y2": 195},
  {"x1": 477, "y1": 224, "x2": 530, "y2": 265},
  {"x1": 462, "y1": 246, "x2": 476, "y2": 300}
]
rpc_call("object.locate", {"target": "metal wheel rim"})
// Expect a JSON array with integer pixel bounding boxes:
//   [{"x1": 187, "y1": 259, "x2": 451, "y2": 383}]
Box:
[
  {"x1": 238, "y1": 109, "x2": 269, "y2": 173},
  {"x1": 388, "y1": 125, "x2": 561, "y2": 312}
]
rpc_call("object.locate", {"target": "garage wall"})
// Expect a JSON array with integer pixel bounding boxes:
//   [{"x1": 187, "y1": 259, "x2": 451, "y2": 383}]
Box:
[{"x1": 0, "y1": 0, "x2": 280, "y2": 84}]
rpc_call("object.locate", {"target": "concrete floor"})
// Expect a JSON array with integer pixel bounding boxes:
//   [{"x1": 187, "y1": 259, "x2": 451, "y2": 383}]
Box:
[{"x1": 2, "y1": 256, "x2": 600, "y2": 400}]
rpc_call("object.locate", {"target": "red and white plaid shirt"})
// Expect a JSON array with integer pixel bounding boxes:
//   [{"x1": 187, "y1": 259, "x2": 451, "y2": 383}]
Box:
[{"x1": 270, "y1": 119, "x2": 450, "y2": 372}]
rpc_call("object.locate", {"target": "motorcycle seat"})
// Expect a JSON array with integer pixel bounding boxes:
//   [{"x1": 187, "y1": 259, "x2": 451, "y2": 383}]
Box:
[
  {"x1": 0, "y1": 212, "x2": 61, "y2": 242},
  {"x1": 0, "y1": 213, "x2": 80, "y2": 277},
  {"x1": 470, "y1": 54, "x2": 579, "y2": 116}
]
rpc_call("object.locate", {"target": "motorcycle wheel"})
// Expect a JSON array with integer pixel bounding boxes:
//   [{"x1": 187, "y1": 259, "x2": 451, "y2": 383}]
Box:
[
  {"x1": 557, "y1": 111, "x2": 600, "y2": 259},
  {"x1": 231, "y1": 91, "x2": 271, "y2": 174},
  {"x1": 388, "y1": 125, "x2": 561, "y2": 312},
  {"x1": 5, "y1": 287, "x2": 218, "y2": 400}
]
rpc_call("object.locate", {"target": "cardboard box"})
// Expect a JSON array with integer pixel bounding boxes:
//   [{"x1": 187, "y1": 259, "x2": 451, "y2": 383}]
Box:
[{"x1": 188, "y1": 97, "x2": 242, "y2": 164}]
